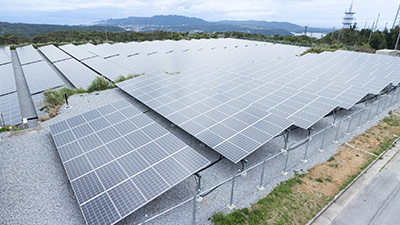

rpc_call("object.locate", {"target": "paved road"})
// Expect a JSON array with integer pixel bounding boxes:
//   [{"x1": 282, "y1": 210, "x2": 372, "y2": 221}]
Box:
[{"x1": 313, "y1": 145, "x2": 400, "y2": 225}]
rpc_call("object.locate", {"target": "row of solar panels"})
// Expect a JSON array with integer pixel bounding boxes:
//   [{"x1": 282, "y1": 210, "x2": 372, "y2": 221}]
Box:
[
  {"x1": 0, "y1": 47, "x2": 21, "y2": 126},
  {"x1": 49, "y1": 99, "x2": 210, "y2": 225},
  {"x1": 2, "y1": 39, "x2": 292, "y2": 125},
  {"x1": 117, "y1": 50, "x2": 400, "y2": 163}
]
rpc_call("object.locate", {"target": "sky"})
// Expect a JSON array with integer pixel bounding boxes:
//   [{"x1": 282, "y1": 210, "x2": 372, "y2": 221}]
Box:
[{"x1": 0, "y1": 0, "x2": 399, "y2": 29}]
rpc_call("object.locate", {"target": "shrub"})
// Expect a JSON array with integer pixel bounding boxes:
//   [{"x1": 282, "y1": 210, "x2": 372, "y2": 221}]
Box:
[{"x1": 87, "y1": 77, "x2": 115, "y2": 92}]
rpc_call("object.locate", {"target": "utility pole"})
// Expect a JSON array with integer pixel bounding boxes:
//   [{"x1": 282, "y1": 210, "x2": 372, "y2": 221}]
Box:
[
  {"x1": 393, "y1": 2, "x2": 400, "y2": 29},
  {"x1": 375, "y1": 13, "x2": 380, "y2": 31},
  {"x1": 395, "y1": 27, "x2": 400, "y2": 50},
  {"x1": 364, "y1": 21, "x2": 368, "y2": 29},
  {"x1": 368, "y1": 21, "x2": 375, "y2": 45}
]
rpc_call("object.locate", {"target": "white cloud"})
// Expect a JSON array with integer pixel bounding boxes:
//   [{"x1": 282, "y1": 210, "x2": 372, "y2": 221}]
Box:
[{"x1": 0, "y1": 0, "x2": 399, "y2": 28}]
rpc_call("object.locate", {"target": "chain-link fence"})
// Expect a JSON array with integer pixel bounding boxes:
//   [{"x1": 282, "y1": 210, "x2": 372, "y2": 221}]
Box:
[{"x1": 140, "y1": 89, "x2": 400, "y2": 225}]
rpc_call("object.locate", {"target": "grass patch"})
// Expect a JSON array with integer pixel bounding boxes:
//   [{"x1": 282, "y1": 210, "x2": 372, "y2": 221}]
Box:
[
  {"x1": 41, "y1": 77, "x2": 114, "y2": 121},
  {"x1": 0, "y1": 125, "x2": 24, "y2": 133},
  {"x1": 114, "y1": 73, "x2": 145, "y2": 83}
]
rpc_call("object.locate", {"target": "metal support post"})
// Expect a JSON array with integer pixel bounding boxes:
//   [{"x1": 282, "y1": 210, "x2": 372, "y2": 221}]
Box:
[
  {"x1": 302, "y1": 137, "x2": 311, "y2": 163},
  {"x1": 0, "y1": 114, "x2": 5, "y2": 128},
  {"x1": 227, "y1": 169, "x2": 240, "y2": 210},
  {"x1": 334, "y1": 119, "x2": 342, "y2": 142},
  {"x1": 375, "y1": 99, "x2": 382, "y2": 117},
  {"x1": 366, "y1": 103, "x2": 374, "y2": 122},
  {"x1": 192, "y1": 175, "x2": 202, "y2": 225},
  {"x1": 357, "y1": 108, "x2": 365, "y2": 127},
  {"x1": 382, "y1": 95, "x2": 390, "y2": 111},
  {"x1": 282, "y1": 149, "x2": 290, "y2": 175},
  {"x1": 140, "y1": 214, "x2": 148, "y2": 225},
  {"x1": 332, "y1": 109, "x2": 337, "y2": 125},
  {"x1": 258, "y1": 159, "x2": 267, "y2": 191},
  {"x1": 346, "y1": 116, "x2": 353, "y2": 135},
  {"x1": 319, "y1": 128, "x2": 327, "y2": 152}
]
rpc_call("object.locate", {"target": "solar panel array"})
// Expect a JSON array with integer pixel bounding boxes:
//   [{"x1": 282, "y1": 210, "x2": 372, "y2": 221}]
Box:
[
  {"x1": 0, "y1": 92, "x2": 21, "y2": 126},
  {"x1": 16, "y1": 45, "x2": 43, "y2": 65},
  {"x1": 39, "y1": 45, "x2": 71, "y2": 63},
  {"x1": 0, "y1": 63, "x2": 17, "y2": 96},
  {"x1": 117, "y1": 49, "x2": 400, "y2": 163},
  {"x1": 54, "y1": 58, "x2": 99, "y2": 88},
  {"x1": 49, "y1": 99, "x2": 209, "y2": 225},
  {"x1": 0, "y1": 46, "x2": 12, "y2": 65}
]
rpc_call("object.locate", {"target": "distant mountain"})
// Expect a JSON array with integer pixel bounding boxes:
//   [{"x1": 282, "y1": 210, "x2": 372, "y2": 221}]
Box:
[
  {"x1": 0, "y1": 22, "x2": 125, "y2": 37},
  {"x1": 97, "y1": 15, "x2": 297, "y2": 36},
  {"x1": 218, "y1": 20, "x2": 303, "y2": 31}
]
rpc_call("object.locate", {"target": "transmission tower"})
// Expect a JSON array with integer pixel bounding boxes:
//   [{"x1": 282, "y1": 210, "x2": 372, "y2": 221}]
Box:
[{"x1": 342, "y1": 1, "x2": 356, "y2": 29}]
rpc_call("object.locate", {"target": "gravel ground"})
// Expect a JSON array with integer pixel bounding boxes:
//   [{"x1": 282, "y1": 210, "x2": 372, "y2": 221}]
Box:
[{"x1": 0, "y1": 88, "x2": 398, "y2": 225}]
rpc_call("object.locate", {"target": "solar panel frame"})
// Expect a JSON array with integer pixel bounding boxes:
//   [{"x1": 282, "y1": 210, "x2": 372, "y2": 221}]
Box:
[
  {"x1": 0, "y1": 46, "x2": 12, "y2": 65},
  {"x1": 49, "y1": 99, "x2": 209, "y2": 225},
  {"x1": 39, "y1": 45, "x2": 72, "y2": 63},
  {"x1": 59, "y1": 44, "x2": 98, "y2": 61},
  {"x1": 16, "y1": 45, "x2": 43, "y2": 65},
  {"x1": 54, "y1": 58, "x2": 99, "y2": 88},
  {"x1": 22, "y1": 61, "x2": 64, "y2": 95},
  {"x1": 0, "y1": 64, "x2": 17, "y2": 96}
]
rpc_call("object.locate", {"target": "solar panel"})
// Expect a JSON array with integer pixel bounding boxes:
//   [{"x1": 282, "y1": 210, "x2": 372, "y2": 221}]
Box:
[
  {"x1": 22, "y1": 61, "x2": 64, "y2": 94},
  {"x1": 39, "y1": 45, "x2": 71, "y2": 63},
  {"x1": 0, "y1": 64, "x2": 17, "y2": 96},
  {"x1": 81, "y1": 57, "x2": 133, "y2": 81},
  {"x1": 16, "y1": 45, "x2": 43, "y2": 65},
  {"x1": 0, "y1": 46, "x2": 12, "y2": 65},
  {"x1": 54, "y1": 58, "x2": 99, "y2": 88},
  {"x1": 49, "y1": 99, "x2": 209, "y2": 225},
  {"x1": 0, "y1": 92, "x2": 22, "y2": 126},
  {"x1": 59, "y1": 44, "x2": 97, "y2": 61}
]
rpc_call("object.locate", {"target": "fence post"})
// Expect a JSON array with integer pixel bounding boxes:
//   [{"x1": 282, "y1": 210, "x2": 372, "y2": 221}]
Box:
[
  {"x1": 302, "y1": 137, "x2": 311, "y2": 163},
  {"x1": 334, "y1": 119, "x2": 342, "y2": 142},
  {"x1": 258, "y1": 159, "x2": 267, "y2": 191},
  {"x1": 227, "y1": 169, "x2": 240, "y2": 210},
  {"x1": 346, "y1": 116, "x2": 353, "y2": 135}
]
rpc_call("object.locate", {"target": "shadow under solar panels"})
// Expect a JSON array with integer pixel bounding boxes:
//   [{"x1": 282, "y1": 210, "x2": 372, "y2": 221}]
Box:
[{"x1": 49, "y1": 99, "x2": 209, "y2": 225}]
